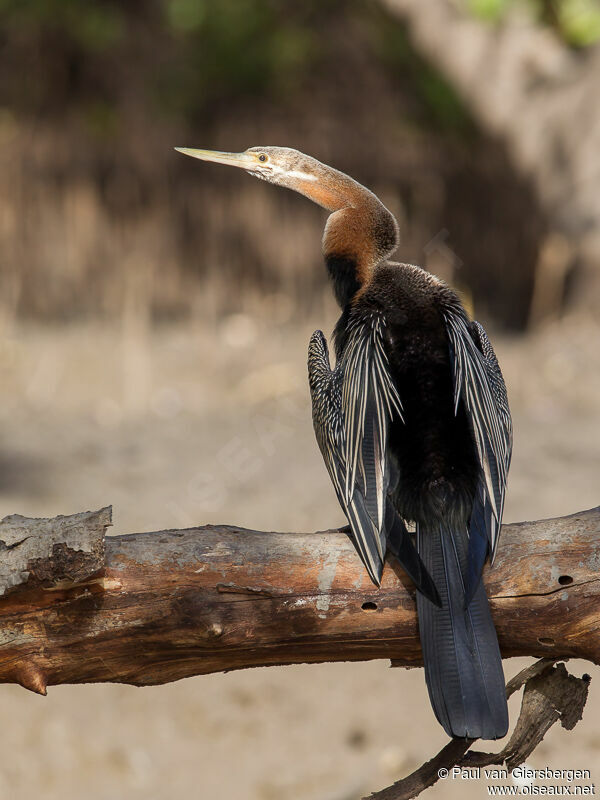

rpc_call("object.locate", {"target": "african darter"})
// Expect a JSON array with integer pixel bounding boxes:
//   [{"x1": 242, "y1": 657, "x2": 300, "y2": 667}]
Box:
[{"x1": 176, "y1": 145, "x2": 512, "y2": 740}]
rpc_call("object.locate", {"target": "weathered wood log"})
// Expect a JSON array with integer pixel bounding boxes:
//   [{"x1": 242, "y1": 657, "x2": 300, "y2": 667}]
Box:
[{"x1": 0, "y1": 505, "x2": 598, "y2": 695}]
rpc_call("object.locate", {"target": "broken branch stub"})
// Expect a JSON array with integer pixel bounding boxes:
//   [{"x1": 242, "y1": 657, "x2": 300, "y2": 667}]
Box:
[{"x1": 0, "y1": 507, "x2": 110, "y2": 596}]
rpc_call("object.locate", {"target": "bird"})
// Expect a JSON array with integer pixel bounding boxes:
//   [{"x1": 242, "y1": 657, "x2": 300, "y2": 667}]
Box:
[{"x1": 175, "y1": 145, "x2": 512, "y2": 740}]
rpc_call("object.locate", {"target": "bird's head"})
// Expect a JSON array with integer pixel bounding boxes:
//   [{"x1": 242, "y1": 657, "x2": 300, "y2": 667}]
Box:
[
  {"x1": 175, "y1": 145, "x2": 354, "y2": 211},
  {"x1": 176, "y1": 145, "x2": 399, "y2": 292}
]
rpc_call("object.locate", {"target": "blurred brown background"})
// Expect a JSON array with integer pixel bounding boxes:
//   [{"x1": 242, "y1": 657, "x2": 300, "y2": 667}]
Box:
[{"x1": 0, "y1": 1, "x2": 599, "y2": 798}]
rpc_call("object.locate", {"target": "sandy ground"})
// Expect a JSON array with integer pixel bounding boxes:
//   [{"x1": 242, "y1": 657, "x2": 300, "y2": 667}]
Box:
[{"x1": 0, "y1": 310, "x2": 598, "y2": 800}]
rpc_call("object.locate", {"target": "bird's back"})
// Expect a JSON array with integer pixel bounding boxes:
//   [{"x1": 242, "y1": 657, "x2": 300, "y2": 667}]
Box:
[
  {"x1": 342, "y1": 260, "x2": 509, "y2": 739},
  {"x1": 338, "y1": 261, "x2": 480, "y2": 528}
]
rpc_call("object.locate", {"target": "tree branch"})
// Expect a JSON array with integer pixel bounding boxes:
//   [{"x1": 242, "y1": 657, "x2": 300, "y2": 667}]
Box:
[
  {"x1": 1, "y1": 505, "x2": 596, "y2": 799},
  {"x1": 0, "y1": 505, "x2": 598, "y2": 694}
]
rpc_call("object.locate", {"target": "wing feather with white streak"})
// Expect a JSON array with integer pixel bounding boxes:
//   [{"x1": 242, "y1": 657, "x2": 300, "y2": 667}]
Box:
[
  {"x1": 307, "y1": 314, "x2": 402, "y2": 585},
  {"x1": 444, "y1": 309, "x2": 512, "y2": 569}
]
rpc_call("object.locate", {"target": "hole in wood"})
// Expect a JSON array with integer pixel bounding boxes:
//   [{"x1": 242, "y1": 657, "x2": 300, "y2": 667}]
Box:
[
  {"x1": 538, "y1": 637, "x2": 555, "y2": 646},
  {"x1": 558, "y1": 575, "x2": 573, "y2": 585},
  {"x1": 361, "y1": 601, "x2": 378, "y2": 611}
]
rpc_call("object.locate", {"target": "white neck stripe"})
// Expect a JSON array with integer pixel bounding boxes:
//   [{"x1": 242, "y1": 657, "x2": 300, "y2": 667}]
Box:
[{"x1": 268, "y1": 164, "x2": 317, "y2": 182}]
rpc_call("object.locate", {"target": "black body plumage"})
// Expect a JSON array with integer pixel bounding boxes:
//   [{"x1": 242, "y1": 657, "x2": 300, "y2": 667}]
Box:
[{"x1": 309, "y1": 259, "x2": 511, "y2": 740}]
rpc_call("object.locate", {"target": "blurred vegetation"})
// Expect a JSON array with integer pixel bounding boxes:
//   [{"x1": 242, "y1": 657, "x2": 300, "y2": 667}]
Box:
[
  {"x1": 0, "y1": 0, "x2": 473, "y2": 133},
  {"x1": 0, "y1": 0, "x2": 548, "y2": 328},
  {"x1": 466, "y1": 0, "x2": 600, "y2": 47}
]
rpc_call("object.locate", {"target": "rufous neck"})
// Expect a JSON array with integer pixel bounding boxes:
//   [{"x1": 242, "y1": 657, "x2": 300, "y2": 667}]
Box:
[
  {"x1": 317, "y1": 180, "x2": 398, "y2": 306},
  {"x1": 282, "y1": 161, "x2": 399, "y2": 307}
]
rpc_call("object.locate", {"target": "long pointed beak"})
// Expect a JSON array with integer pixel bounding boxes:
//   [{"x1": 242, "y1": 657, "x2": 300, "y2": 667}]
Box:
[{"x1": 174, "y1": 147, "x2": 256, "y2": 171}]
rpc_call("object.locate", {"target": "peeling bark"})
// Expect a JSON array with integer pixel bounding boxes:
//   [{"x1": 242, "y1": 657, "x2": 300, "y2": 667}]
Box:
[{"x1": 0, "y1": 507, "x2": 109, "y2": 596}]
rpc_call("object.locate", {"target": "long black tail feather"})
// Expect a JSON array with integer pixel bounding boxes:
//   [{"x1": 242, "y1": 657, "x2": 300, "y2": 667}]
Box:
[
  {"x1": 386, "y1": 507, "x2": 441, "y2": 607},
  {"x1": 416, "y1": 522, "x2": 508, "y2": 740}
]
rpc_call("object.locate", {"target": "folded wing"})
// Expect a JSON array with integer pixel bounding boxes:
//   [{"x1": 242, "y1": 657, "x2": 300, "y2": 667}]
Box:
[
  {"x1": 308, "y1": 316, "x2": 438, "y2": 601},
  {"x1": 444, "y1": 309, "x2": 512, "y2": 596}
]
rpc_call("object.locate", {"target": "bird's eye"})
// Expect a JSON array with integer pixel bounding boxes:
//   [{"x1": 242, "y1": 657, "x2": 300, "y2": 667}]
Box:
[{"x1": 258, "y1": 153, "x2": 268, "y2": 163}]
